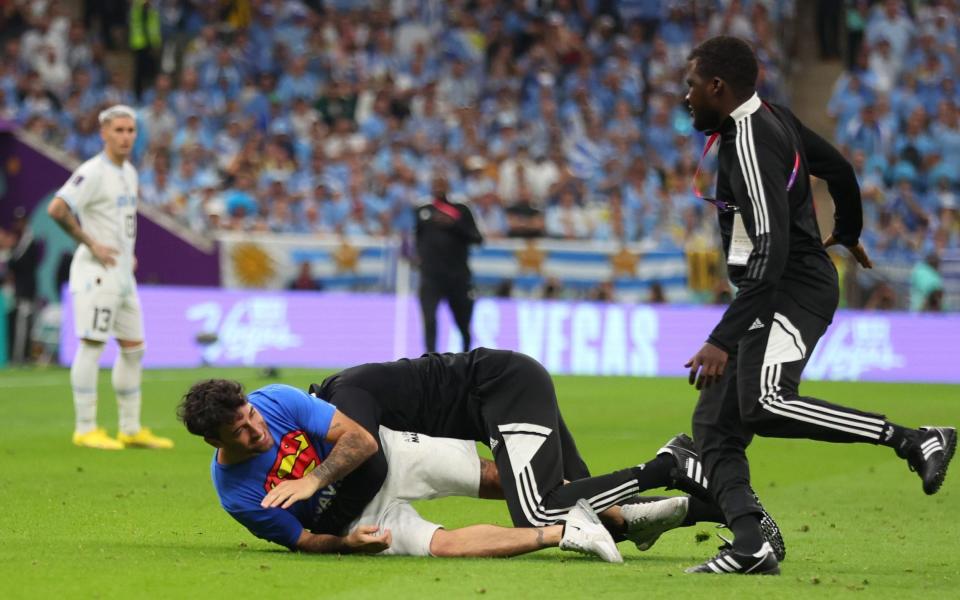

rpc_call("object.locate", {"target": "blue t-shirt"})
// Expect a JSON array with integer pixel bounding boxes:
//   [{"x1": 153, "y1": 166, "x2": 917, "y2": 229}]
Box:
[{"x1": 211, "y1": 384, "x2": 337, "y2": 549}]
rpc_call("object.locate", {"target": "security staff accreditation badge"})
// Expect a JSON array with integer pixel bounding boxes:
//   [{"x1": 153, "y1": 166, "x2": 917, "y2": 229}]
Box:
[{"x1": 727, "y1": 213, "x2": 753, "y2": 266}]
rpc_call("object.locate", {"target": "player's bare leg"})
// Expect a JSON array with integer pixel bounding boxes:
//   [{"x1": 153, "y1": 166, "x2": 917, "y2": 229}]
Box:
[
  {"x1": 429, "y1": 500, "x2": 621, "y2": 562},
  {"x1": 429, "y1": 524, "x2": 563, "y2": 557},
  {"x1": 477, "y1": 457, "x2": 694, "y2": 555}
]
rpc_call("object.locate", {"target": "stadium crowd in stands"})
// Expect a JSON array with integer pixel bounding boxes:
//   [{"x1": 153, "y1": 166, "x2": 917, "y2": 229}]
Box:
[
  {"x1": 830, "y1": 0, "x2": 959, "y2": 276},
  {"x1": 2, "y1": 0, "x2": 956, "y2": 309},
  {"x1": 2, "y1": 0, "x2": 795, "y2": 255}
]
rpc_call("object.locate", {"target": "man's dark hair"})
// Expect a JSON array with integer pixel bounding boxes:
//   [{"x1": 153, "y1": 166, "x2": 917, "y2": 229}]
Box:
[
  {"x1": 177, "y1": 379, "x2": 247, "y2": 439},
  {"x1": 688, "y1": 36, "x2": 759, "y2": 99}
]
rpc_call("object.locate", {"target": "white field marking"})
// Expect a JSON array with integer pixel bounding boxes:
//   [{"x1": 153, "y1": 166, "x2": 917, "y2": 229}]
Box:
[{"x1": 0, "y1": 371, "x2": 208, "y2": 389}]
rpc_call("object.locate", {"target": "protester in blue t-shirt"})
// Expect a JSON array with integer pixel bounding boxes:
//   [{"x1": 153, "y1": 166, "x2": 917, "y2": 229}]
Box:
[
  {"x1": 178, "y1": 380, "x2": 387, "y2": 553},
  {"x1": 177, "y1": 378, "x2": 628, "y2": 560}
]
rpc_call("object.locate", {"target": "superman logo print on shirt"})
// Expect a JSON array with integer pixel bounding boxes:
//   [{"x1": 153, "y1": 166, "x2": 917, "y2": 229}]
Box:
[{"x1": 263, "y1": 430, "x2": 322, "y2": 492}]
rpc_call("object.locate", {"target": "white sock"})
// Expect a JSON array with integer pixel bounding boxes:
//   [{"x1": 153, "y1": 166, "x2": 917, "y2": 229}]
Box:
[
  {"x1": 113, "y1": 343, "x2": 145, "y2": 436},
  {"x1": 71, "y1": 341, "x2": 105, "y2": 434}
]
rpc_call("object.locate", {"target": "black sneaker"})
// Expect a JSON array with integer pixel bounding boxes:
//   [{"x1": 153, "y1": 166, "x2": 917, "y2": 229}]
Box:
[
  {"x1": 904, "y1": 426, "x2": 956, "y2": 495},
  {"x1": 685, "y1": 542, "x2": 780, "y2": 575},
  {"x1": 715, "y1": 500, "x2": 786, "y2": 563},
  {"x1": 657, "y1": 433, "x2": 711, "y2": 502}
]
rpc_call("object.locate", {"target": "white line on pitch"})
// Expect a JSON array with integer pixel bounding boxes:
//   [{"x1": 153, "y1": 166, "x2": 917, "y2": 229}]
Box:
[{"x1": 0, "y1": 371, "x2": 212, "y2": 388}]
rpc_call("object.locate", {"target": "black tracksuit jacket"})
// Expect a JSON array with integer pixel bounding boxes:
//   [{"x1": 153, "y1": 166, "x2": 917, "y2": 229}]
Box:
[{"x1": 707, "y1": 94, "x2": 863, "y2": 353}]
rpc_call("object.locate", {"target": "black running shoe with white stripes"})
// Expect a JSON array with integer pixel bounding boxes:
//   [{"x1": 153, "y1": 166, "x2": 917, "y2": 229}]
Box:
[
  {"x1": 657, "y1": 433, "x2": 711, "y2": 502},
  {"x1": 905, "y1": 426, "x2": 956, "y2": 495},
  {"x1": 685, "y1": 542, "x2": 780, "y2": 575},
  {"x1": 716, "y1": 496, "x2": 786, "y2": 562}
]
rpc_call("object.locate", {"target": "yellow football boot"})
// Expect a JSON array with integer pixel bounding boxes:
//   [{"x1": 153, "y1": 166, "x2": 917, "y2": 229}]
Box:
[
  {"x1": 117, "y1": 427, "x2": 174, "y2": 449},
  {"x1": 73, "y1": 427, "x2": 124, "y2": 450}
]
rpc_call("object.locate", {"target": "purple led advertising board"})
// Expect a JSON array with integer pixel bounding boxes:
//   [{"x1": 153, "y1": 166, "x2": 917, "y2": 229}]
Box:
[{"x1": 61, "y1": 286, "x2": 960, "y2": 383}]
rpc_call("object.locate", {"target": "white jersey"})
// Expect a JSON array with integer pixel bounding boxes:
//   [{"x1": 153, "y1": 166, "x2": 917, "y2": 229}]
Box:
[{"x1": 55, "y1": 153, "x2": 139, "y2": 294}]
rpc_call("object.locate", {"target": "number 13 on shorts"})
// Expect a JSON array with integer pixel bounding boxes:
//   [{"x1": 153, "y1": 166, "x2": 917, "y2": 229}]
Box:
[
  {"x1": 73, "y1": 290, "x2": 144, "y2": 342},
  {"x1": 92, "y1": 307, "x2": 112, "y2": 333}
]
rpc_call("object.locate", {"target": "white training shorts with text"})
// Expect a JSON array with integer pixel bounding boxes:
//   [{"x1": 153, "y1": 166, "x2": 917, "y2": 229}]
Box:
[{"x1": 349, "y1": 427, "x2": 481, "y2": 557}]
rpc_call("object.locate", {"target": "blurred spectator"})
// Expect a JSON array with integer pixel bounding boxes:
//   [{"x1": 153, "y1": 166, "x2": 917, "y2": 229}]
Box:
[
  {"x1": 35, "y1": 44, "x2": 69, "y2": 97},
  {"x1": 923, "y1": 288, "x2": 945, "y2": 311},
  {"x1": 587, "y1": 280, "x2": 614, "y2": 302},
  {"x1": 494, "y1": 278, "x2": 513, "y2": 298},
  {"x1": 865, "y1": 280, "x2": 898, "y2": 310},
  {"x1": 817, "y1": 0, "x2": 842, "y2": 59},
  {"x1": 648, "y1": 282, "x2": 667, "y2": 304},
  {"x1": 289, "y1": 261, "x2": 322, "y2": 291},
  {"x1": 140, "y1": 162, "x2": 175, "y2": 208},
  {"x1": 316, "y1": 79, "x2": 357, "y2": 125},
  {"x1": 84, "y1": 0, "x2": 127, "y2": 50},
  {"x1": 506, "y1": 186, "x2": 546, "y2": 238},
  {"x1": 129, "y1": 0, "x2": 162, "y2": 101},
  {"x1": 545, "y1": 189, "x2": 592, "y2": 239},
  {"x1": 64, "y1": 112, "x2": 103, "y2": 160},
  {"x1": 846, "y1": 1, "x2": 870, "y2": 70},
  {"x1": 866, "y1": 0, "x2": 915, "y2": 61},
  {"x1": 867, "y1": 37, "x2": 898, "y2": 93},
  {"x1": 910, "y1": 253, "x2": 944, "y2": 311},
  {"x1": 542, "y1": 276, "x2": 563, "y2": 300},
  {"x1": 498, "y1": 146, "x2": 535, "y2": 205},
  {"x1": 5, "y1": 208, "x2": 42, "y2": 364}
]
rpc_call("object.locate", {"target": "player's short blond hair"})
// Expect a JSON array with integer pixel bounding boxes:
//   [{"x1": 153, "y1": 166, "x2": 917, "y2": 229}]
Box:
[{"x1": 98, "y1": 104, "x2": 137, "y2": 126}]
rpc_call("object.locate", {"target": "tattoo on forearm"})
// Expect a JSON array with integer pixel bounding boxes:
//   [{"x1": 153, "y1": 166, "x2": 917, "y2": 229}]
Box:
[
  {"x1": 52, "y1": 208, "x2": 91, "y2": 247},
  {"x1": 536, "y1": 528, "x2": 546, "y2": 548},
  {"x1": 310, "y1": 431, "x2": 370, "y2": 488},
  {"x1": 54, "y1": 212, "x2": 83, "y2": 242}
]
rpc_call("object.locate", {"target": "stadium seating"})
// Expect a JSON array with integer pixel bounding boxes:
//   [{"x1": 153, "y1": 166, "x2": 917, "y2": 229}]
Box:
[
  {"x1": 4, "y1": 0, "x2": 956, "y2": 307},
  {"x1": 3, "y1": 1, "x2": 792, "y2": 247}
]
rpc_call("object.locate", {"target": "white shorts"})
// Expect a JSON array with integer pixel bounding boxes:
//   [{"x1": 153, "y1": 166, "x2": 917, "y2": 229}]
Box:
[
  {"x1": 349, "y1": 427, "x2": 481, "y2": 557},
  {"x1": 71, "y1": 285, "x2": 144, "y2": 342},
  {"x1": 70, "y1": 254, "x2": 143, "y2": 343}
]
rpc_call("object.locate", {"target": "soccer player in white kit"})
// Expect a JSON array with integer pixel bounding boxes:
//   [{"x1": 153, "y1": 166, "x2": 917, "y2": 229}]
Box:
[{"x1": 47, "y1": 105, "x2": 173, "y2": 450}]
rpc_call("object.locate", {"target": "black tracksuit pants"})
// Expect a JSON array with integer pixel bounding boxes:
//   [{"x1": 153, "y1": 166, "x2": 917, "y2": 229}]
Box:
[
  {"x1": 692, "y1": 291, "x2": 889, "y2": 523},
  {"x1": 476, "y1": 352, "x2": 657, "y2": 527},
  {"x1": 419, "y1": 275, "x2": 474, "y2": 353}
]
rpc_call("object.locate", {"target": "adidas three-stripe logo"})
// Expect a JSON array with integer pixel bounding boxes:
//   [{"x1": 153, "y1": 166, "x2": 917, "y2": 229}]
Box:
[
  {"x1": 921, "y1": 436, "x2": 943, "y2": 460},
  {"x1": 705, "y1": 554, "x2": 742, "y2": 574},
  {"x1": 684, "y1": 457, "x2": 709, "y2": 490},
  {"x1": 703, "y1": 543, "x2": 776, "y2": 574}
]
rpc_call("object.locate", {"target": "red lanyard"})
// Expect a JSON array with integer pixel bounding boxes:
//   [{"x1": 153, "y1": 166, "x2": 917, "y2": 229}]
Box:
[
  {"x1": 692, "y1": 132, "x2": 734, "y2": 211},
  {"x1": 692, "y1": 131, "x2": 800, "y2": 212}
]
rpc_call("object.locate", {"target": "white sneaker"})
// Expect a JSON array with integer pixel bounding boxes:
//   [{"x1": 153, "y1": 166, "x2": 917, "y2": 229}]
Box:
[
  {"x1": 622, "y1": 496, "x2": 689, "y2": 551},
  {"x1": 559, "y1": 499, "x2": 624, "y2": 563}
]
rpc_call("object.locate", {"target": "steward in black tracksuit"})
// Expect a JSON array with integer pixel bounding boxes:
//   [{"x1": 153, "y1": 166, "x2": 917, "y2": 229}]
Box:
[
  {"x1": 414, "y1": 184, "x2": 482, "y2": 353},
  {"x1": 692, "y1": 93, "x2": 895, "y2": 523}
]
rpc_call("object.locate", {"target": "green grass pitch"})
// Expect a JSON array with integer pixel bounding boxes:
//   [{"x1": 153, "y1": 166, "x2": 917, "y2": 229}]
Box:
[{"x1": 0, "y1": 367, "x2": 957, "y2": 599}]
